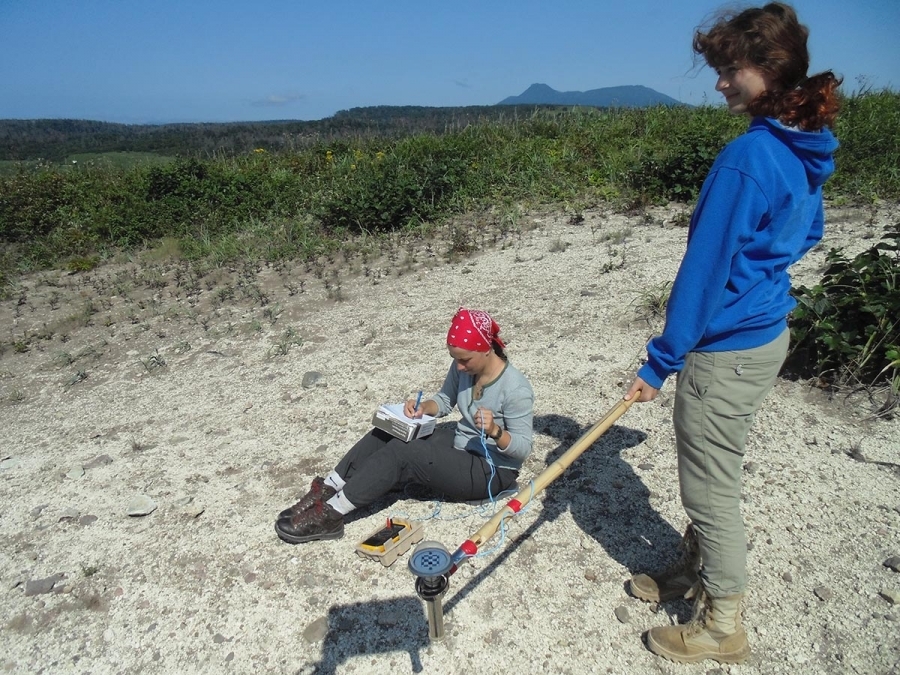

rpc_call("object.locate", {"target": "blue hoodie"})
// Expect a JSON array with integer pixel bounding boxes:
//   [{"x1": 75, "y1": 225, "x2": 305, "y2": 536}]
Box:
[{"x1": 638, "y1": 117, "x2": 839, "y2": 390}]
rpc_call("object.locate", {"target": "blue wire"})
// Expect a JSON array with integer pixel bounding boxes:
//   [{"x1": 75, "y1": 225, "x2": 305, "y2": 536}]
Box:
[
  {"x1": 478, "y1": 423, "x2": 498, "y2": 507},
  {"x1": 392, "y1": 415, "x2": 537, "y2": 560}
]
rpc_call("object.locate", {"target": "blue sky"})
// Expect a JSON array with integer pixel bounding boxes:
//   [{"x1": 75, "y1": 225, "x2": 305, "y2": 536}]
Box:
[{"x1": 1, "y1": 0, "x2": 897, "y2": 124}]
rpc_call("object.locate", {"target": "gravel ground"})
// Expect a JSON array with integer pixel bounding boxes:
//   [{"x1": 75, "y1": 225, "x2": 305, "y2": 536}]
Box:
[{"x1": 1, "y1": 202, "x2": 898, "y2": 675}]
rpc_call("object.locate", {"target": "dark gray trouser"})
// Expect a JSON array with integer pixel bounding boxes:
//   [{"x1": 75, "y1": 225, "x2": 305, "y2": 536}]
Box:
[
  {"x1": 674, "y1": 328, "x2": 789, "y2": 597},
  {"x1": 336, "y1": 426, "x2": 519, "y2": 509}
]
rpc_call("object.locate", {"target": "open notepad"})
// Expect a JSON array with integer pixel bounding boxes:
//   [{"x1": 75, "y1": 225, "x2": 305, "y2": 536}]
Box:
[{"x1": 371, "y1": 403, "x2": 436, "y2": 442}]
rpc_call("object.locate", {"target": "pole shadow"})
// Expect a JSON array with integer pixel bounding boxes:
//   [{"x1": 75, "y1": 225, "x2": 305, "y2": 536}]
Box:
[{"x1": 444, "y1": 412, "x2": 682, "y2": 615}]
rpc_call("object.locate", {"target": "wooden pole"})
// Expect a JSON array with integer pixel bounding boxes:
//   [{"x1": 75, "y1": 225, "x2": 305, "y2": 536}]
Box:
[{"x1": 449, "y1": 394, "x2": 637, "y2": 571}]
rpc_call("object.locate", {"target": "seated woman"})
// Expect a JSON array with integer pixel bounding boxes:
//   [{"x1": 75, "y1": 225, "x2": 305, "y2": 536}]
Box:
[{"x1": 275, "y1": 307, "x2": 534, "y2": 544}]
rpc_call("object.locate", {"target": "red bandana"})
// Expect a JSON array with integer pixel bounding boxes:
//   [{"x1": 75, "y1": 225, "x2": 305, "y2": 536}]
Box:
[{"x1": 446, "y1": 308, "x2": 505, "y2": 353}]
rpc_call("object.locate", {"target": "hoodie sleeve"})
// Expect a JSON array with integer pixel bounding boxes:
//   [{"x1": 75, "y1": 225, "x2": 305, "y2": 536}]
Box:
[{"x1": 637, "y1": 167, "x2": 770, "y2": 389}]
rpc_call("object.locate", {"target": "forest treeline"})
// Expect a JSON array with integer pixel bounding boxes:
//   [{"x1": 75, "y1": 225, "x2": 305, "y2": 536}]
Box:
[{"x1": 0, "y1": 105, "x2": 554, "y2": 162}]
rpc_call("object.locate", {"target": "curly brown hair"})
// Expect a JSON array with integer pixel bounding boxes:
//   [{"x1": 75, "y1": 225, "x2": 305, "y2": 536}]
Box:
[{"x1": 693, "y1": 2, "x2": 841, "y2": 130}]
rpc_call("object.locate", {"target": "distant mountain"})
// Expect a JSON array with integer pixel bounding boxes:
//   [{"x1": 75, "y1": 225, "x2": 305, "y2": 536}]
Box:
[{"x1": 499, "y1": 83, "x2": 682, "y2": 108}]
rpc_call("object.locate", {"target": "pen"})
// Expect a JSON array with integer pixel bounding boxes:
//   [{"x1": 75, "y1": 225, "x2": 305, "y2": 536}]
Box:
[{"x1": 414, "y1": 390, "x2": 423, "y2": 413}]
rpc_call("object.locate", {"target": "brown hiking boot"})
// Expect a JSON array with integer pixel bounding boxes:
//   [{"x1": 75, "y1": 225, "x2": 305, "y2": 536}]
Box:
[
  {"x1": 274, "y1": 499, "x2": 344, "y2": 544},
  {"x1": 646, "y1": 584, "x2": 750, "y2": 664},
  {"x1": 278, "y1": 476, "x2": 336, "y2": 520},
  {"x1": 630, "y1": 523, "x2": 700, "y2": 602}
]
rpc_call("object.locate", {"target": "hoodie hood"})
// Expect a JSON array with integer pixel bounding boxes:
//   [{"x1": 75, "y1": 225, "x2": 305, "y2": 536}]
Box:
[{"x1": 753, "y1": 117, "x2": 839, "y2": 187}]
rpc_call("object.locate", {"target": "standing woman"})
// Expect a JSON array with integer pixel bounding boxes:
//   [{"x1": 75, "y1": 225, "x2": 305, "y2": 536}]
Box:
[{"x1": 623, "y1": 3, "x2": 840, "y2": 664}]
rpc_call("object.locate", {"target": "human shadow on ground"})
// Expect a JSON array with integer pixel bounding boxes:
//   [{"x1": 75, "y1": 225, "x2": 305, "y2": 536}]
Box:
[
  {"x1": 302, "y1": 596, "x2": 429, "y2": 675},
  {"x1": 444, "y1": 412, "x2": 683, "y2": 617}
]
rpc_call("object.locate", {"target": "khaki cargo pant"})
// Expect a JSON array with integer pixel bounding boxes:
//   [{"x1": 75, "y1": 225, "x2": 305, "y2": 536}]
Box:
[{"x1": 674, "y1": 328, "x2": 789, "y2": 597}]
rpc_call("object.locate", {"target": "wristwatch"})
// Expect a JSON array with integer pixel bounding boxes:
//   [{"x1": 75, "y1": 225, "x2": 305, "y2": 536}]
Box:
[{"x1": 489, "y1": 425, "x2": 503, "y2": 441}]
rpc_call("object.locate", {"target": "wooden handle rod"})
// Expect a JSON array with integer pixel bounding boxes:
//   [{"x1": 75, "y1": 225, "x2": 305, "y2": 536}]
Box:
[{"x1": 448, "y1": 394, "x2": 638, "y2": 572}]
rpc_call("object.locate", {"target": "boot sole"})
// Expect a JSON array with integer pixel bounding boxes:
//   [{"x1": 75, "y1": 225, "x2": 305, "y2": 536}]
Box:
[
  {"x1": 646, "y1": 630, "x2": 750, "y2": 664},
  {"x1": 274, "y1": 521, "x2": 344, "y2": 544}
]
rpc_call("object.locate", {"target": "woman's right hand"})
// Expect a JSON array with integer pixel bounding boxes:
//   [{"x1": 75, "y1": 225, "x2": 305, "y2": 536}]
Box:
[
  {"x1": 404, "y1": 398, "x2": 424, "y2": 418},
  {"x1": 624, "y1": 376, "x2": 658, "y2": 402}
]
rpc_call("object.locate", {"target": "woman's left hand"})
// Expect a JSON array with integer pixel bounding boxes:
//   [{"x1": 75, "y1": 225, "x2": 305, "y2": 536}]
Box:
[{"x1": 474, "y1": 407, "x2": 495, "y2": 433}]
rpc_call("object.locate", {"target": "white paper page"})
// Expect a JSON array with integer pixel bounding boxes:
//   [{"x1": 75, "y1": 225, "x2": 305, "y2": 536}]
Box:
[{"x1": 378, "y1": 403, "x2": 435, "y2": 423}]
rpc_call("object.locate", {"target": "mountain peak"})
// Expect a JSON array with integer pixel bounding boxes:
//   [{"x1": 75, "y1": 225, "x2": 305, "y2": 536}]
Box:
[{"x1": 499, "y1": 83, "x2": 682, "y2": 108}]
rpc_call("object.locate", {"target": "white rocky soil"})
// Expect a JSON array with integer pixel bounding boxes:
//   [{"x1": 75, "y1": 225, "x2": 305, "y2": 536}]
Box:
[{"x1": 1, "y1": 202, "x2": 898, "y2": 674}]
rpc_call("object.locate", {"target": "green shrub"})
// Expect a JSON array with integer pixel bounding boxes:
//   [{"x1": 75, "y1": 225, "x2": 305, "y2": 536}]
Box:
[
  {"x1": 315, "y1": 133, "x2": 486, "y2": 232},
  {"x1": 832, "y1": 89, "x2": 900, "y2": 200},
  {"x1": 0, "y1": 90, "x2": 897, "y2": 271},
  {"x1": 0, "y1": 166, "x2": 69, "y2": 241},
  {"x1": 627, "y1": 106, "x2": 745, "y2": 202},
  {"x1": 787, "y1": 226, "x2": 900, "y2": 388}
]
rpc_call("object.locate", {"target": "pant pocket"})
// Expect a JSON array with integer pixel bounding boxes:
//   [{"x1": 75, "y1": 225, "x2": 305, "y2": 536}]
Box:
[{"x1": 684, "y1": 351, "x2": 714, "y2": 399}]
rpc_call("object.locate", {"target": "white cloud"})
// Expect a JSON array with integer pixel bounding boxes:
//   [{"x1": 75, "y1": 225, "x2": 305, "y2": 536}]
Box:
[{"x1": 250, "y1": 93, "x2": 305, "y2": 108}]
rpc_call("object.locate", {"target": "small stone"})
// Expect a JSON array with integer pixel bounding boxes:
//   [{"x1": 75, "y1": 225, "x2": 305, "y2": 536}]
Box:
[
  {"x1": 884, "y1": 556, "x2": 900, "y2": 573},
  {"x1": 66, "y1": 466, "x2": 85, "y2": 480},
  {"x1": 638, "y1": 463, "x2": 654, "y2": 471},
  {"x1": 580, "y1": 537, "x2": 593, "y2": 550},
  {"x1": 24, "y1": 573, "x2": 65, "y2": 597},
  {"x1": 173, "y1": 496, "x2": 193, "y2": 507},
  {"x1": 584, "y1": 569, "x2": 597, "y2": 581},
  {"x1": 78, "y1": 515, "x2": 98, "y2": 526},
  {"x1": 0, "y1": 457, "x2": 24, "y2": 470},
  {"x1": 243, "y1": 572, "x2": 257, "y2": 583},
  {"x1": 30, "y1": 504, "x2": 49, "y2": 520},
  {"x1": 301, "y1": 372, "x2": 325, "y2": 389},
  {"x1": 614, "y1": 606, "x2": 631, "y2": 624},
  {"x1": 225, "y1": 652, "x2": 234, "y2": 662},
  {"x1": 302, "y1": 616, "x2": 328, "y2": 643},
  {"x1": 58, "y1": 508, "x2": 80, "y2": 522},
  {"x1": 213, "y1": 633, "x2": 228, "y2": 644},
  {"x1": 183, "y1": 504, "x2": 205, "y2": 518},
  {"x1": 879, "y1": 589, "x2": 900, "y2": 605},
  {"x1": 814, "y1": 586, "x2": 833, "y2": 601},
  {"x1": 126, "y1": 495, "x2": 158, "y2": 517},
  {"x1": 744, "y1": 461, "x2": 759, "y2": 474},
  {"x1": 84, "y1": 454, "x2": 113, "y2": 470},
  {"x1": 782, "y1": 571, "x2": 793, "y2": 583}
]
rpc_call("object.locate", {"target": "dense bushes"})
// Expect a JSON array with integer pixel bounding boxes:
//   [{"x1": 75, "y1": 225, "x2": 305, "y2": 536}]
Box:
[
  {"x1": 831, "y1": 90, "x2": 900, "y2": 201},
  {"x1": 1, "y1": 91, "x2": 899, "y2": 391},
  {"x1": 788, "y1": 227, "x2": 900, "y2": 390},
  {"x1": 1, "y1": 90, "x2": 898, "y2": 267}
]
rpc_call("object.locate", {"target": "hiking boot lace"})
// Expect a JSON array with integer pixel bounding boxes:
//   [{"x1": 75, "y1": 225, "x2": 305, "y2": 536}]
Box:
[{"x1": 683, "y1": 582, "x2": 710, "y2": 637}]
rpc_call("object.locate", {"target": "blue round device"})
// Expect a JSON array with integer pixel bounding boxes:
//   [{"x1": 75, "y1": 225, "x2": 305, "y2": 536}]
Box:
[{"x1": 408, "y1": 540, "x2": 453, "y2": 577}]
